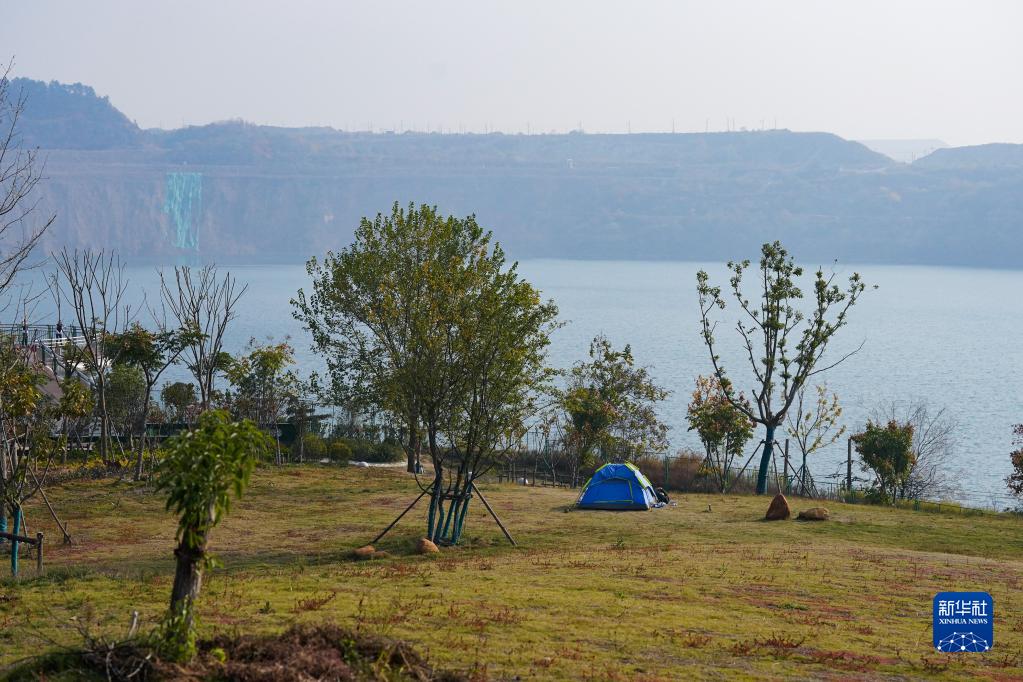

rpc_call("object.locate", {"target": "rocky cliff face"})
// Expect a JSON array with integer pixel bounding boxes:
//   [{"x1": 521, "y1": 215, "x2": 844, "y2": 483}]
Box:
[{"x1": 14, "y1": 78, "x2": 1023, "y2": 266}]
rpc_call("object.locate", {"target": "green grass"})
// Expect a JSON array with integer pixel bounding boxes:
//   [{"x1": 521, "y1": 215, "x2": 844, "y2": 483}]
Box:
[{"x1": 3, "y1": 466, "x2": 1023, "y2": 680}]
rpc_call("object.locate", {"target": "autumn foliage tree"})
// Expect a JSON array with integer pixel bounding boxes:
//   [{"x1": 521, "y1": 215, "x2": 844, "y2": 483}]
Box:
[
  {"x1": 686, "y1": 375, "x2": 754, "y2": 492},
  {"x1": 1006, "y1": 424, "x2": 1023, "y2": 499}
]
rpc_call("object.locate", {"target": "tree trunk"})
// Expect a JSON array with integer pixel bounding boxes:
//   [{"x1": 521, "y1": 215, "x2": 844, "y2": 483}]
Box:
[
  {"x1": 169, "y1": 540, "x2": 205, "y2": 626},
  {"x1": 426, "y1": 472, "x2": 443, "y2": 540},
  {"x1": 756, "y1": 423, "x2": 777, "y2": 495},
  {"x1": 133, "y1": 385, "x2": 153, "y2": 481},
  {"x1": 406, "y1": 428, "x2": 417, "y2": 473}
]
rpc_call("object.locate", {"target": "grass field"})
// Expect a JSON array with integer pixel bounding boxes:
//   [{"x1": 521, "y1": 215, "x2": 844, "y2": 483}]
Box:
[{"x1": 3, "y1": 465, "x2": 1023, "y2": 680}]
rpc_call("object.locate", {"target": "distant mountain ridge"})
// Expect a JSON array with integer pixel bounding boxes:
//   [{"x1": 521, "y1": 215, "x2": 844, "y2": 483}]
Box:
[{"x1": 10, "y1": 77, "x2": 1023, "y2": 267}]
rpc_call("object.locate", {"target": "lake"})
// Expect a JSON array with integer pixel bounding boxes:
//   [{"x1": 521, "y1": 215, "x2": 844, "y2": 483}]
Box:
[{"x1": 14, "y1": 259, "x2": 1023, "y2": 508}]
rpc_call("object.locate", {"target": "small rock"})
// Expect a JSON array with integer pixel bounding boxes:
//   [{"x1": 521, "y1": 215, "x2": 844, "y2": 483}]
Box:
[
  {"x1": 416, "y1": 538, "x2": 440, "y2": 554},
  {"x1": 765, "y1": 493, "x2": 791, "y2": 520},
  {"x1": 797, "y1": 507, "x2": 830, "y2": 521},
  {"x1": 353, "y1": 545, "x2": 375, "y2": 559}
]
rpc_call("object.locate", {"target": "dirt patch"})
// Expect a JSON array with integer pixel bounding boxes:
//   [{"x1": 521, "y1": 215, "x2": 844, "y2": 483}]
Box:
[
  {"x1": 11, "y1": 623, "x2": 467, "y2": 681},
  {"x1": 191, "y1": 623, "x2": 466, "y2": 681}
]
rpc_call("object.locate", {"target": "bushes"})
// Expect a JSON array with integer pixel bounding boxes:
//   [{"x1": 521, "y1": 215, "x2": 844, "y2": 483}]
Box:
[
  {"x1": 327, "y1": 439, "x2": 352, "y2": 463},
  {"x1": 853, "y1": 420, "x2": 915, "y2": 504},
  {"x1": 285, "y1": 435, "x2": 403, "y2": 464},
  {"x1": 292, "y1": 433, "x2": 327, "y2": 460},
  {"x1": 286, "y1": 434, "x2": 406, "y2": 464},
  {"x1": 343, "y1": 437, "x2": 404, "y2": 463},
  {"x1": 636, "y1": 450, "x2": 716, "y2": 493}
]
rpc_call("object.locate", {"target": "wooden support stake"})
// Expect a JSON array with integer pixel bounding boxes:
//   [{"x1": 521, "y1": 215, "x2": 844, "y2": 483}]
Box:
[
  {"x1": 471, "y1": 481, "x2": 516, "y2": 547},
  {"x1": 370, "y1": 489, "x2": 428, "y2": 545},
  {"x1": 36, "y1": 532, "x2": 43, "y2": 575},
  {"x1": 30, "y1": 469, "x2": 72, "y2": 545},
  {"x1": 783, "y1": 439, "x2": 789, "y2": 493}
]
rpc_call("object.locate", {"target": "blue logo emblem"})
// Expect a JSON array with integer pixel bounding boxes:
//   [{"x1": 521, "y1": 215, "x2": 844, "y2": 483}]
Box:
[{"x1": 933, "y1": 592, "x2": 993, "y2": 652}]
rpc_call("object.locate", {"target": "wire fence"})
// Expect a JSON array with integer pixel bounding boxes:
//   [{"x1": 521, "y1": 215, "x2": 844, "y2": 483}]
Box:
[
  {"x1": 487, "y1": 428, "x2": 1023, "y2": 516},
  {"x1": 5, "y1": 323, "x2": 1020, "y2": 515}
]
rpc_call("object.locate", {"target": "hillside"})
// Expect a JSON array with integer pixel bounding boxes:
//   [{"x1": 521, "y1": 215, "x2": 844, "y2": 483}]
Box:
[
  {"x1": 10, "y1": 78, "x2": 1023, "y2": 266},
  {"x1": 4, "y1": 467, "x2": 1023, "y2": 679}
]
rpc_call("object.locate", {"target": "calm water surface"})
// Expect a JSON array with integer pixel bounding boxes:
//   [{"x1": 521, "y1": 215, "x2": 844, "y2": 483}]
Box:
[{"x1": 19, "y1": 260, "x2": 1023, "y2": 507}]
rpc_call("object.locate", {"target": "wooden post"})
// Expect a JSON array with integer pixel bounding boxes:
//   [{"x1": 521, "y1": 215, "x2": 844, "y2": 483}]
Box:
[
  {"x1": 370, "y1": 489, "x2": 428, "y2": 545},
  {"x1": 846, "y1": 437, "x2": 853, "y2": 491},
  {"x1": 471, "y1": 481, "x2": 516, "y2": 546},
  {"x1": 783, "y1": 439, "x2": 789, "y2": 493},
  {"x1": 35, "y1": 532, "x2": 43, "y2": 575}
]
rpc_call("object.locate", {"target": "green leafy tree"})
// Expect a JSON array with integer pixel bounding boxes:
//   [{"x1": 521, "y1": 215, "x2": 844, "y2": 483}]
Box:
[
  {"x1": 869, "y1": 400, "x2": 959, "y2": 501},
  {"x1": 1, "y1": 343, "x2": 82, "y2": 565},
  {"x1": 561, "y1": 335, "x2": 669, "y2": 487},
  {"x1": 56, "y1": 378, "x2": 92, "y2": 463},
  {"x1": 155, "y1": 410, "x2": 271, "y2": 660},
  {"x1": 0, "y1": 344, "x2": 48, "y2": 551},
  {"x1": 161, "y1": 381, "x2": 198, "y2": 423},
  {"x1": 106, "y1": 363, "x2": 146, "y2": 445},
  {"x1": 285, "y1": 388, "x2": 321, "y2": 463},
  {"x1": 696, "y1": 241, "x2": 868, "y2": 494},
  {"x1": 686, "y1": 375, "x2": 754, "y2": 493},
  {"x1": 105, "y1": 322, "x2": 194, "y2": 479},
  {"x1": 225, "y1": 338, "x2": 300, "y2": 464},
  {"x1": 295, "y1": 202, "x2": 559, "y2": 543},
  {"x1": 425, "y1": 235, "x2": 559, "y2": 544},
  {"x1": 295, "y1": 202, "x2": 486, "y2": 474},
  {"x1": 853, "y1": 419, "x2": 915, "y2": 504}
]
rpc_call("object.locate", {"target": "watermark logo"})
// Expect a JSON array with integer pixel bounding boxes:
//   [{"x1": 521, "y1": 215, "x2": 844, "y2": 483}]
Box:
[{"x1": 933, "y1": 592, "x2": 993, "y2": 652}]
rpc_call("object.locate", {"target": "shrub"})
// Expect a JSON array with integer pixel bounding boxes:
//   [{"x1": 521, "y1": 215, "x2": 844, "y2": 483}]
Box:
[
  {"x1": 336, "y1": 438, "x2": 403, "y2": 463},
  {"x1": 853, "y1": 419, "x2": 915, "y2": 504},
  {"x1": 636, "y1": 450, "x2": 717, "y2": 493},
  {"x1": 327, "y1": 439, "x2": 352, "y2": 463},
  {"x1": 370, "y1": 438, "x2": 405, "y2": 463},
  {"x1": 341, "y1": 438, "x2": 374, "y2": 461},
  {"x1": 293, "y1": 433, "x2": 327, "y2": 460}
]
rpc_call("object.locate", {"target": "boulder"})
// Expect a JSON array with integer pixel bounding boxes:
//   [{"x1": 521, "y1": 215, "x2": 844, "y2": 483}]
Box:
[
  {"x1": 353, "y1": 545, "x2": 376, "y2": 560},
  {"x1": 797, "y1": 507, "x2": 830, "y2": 521},
  {"x1": 416, "y1": 538, "x2": 440, "y2": 554},
  {"x1": 765, "y1": 493, "x2": 791, "y2": 520}
]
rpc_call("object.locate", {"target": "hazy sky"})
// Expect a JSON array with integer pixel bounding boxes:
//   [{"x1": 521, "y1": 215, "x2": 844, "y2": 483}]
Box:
[{"x1": 3, "y1": 1, "x2": 1021, "y2": 146}]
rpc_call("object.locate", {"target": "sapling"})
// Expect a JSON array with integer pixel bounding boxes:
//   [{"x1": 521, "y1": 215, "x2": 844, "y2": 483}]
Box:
[{"x1": 155, "y1": 409, "x2": 271, "y2": 660}]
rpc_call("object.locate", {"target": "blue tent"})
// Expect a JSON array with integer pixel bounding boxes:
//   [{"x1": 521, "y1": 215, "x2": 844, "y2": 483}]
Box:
[{"x1": 576, "y1": 462, "x2": 662, "y2": 510}]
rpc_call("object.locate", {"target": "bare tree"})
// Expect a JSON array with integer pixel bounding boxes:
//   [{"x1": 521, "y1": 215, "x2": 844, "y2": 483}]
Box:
[
  {"x1": 160, "y1": 265, "x2": 246, "y2": 410},
  {"x1": 869, "y1": 399, "x2": 960, "y2": 501},
  {"x1": 0, "y1": 64, "x2": 54, "y2": 300},
  {"x1": 51, "y1": 248, "x2": 132, "y2": 460}
]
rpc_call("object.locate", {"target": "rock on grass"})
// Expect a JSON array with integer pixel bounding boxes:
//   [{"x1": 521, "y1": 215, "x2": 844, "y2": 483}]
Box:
[
  {"x1": 797, "y1": 507, "x2": 830, "y2": 521},
  {"x1": 765, "y1": 493, "x2": 791, "y2": 520}
]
